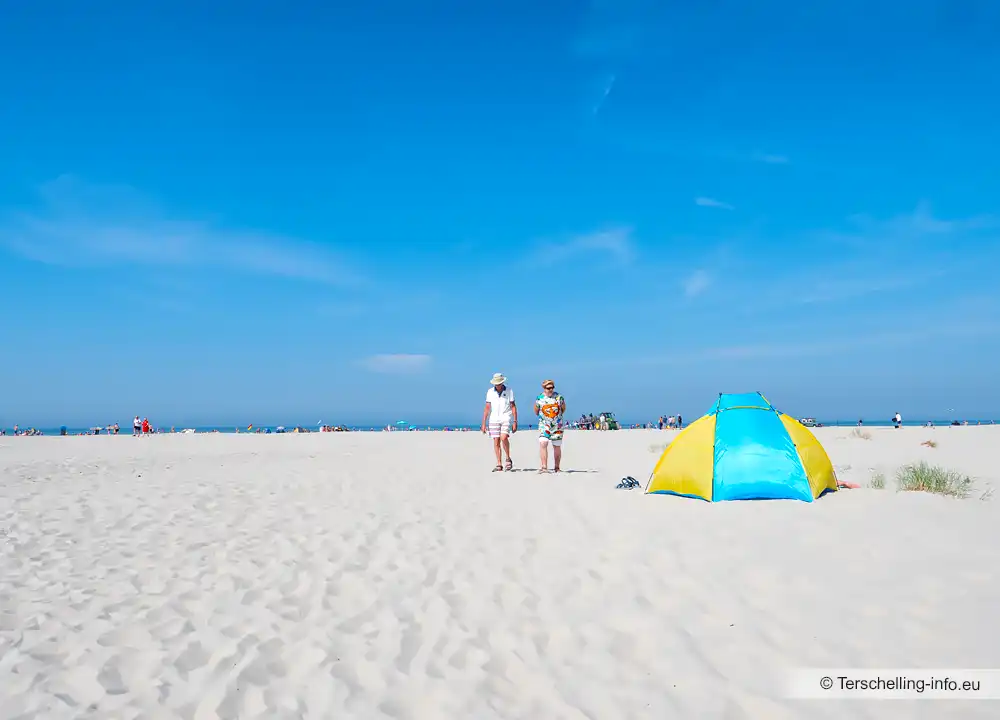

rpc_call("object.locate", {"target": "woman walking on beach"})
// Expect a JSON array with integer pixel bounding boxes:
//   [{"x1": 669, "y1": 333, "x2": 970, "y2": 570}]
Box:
[
  {"x1": 482, "y1": 373, "x2": 517, "y2": 471},
  {"x1": 534, "y1": 379, "x2": 566, "y2": 473}
]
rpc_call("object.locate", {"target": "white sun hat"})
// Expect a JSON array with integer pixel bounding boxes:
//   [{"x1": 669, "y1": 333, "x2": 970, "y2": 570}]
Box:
[{"x1": 490, "y1": 373, "x2": 507, "y2": 385}]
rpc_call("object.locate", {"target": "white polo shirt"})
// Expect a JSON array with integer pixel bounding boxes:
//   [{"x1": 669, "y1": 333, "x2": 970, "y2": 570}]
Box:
[{"x1": 486, "y1": 386, "x2": 515, "y2": 422}]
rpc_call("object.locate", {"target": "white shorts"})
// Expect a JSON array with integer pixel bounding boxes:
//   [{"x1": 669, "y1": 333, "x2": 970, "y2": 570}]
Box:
[
  {"x1": 488, "y1": 420, "x2": 511, "y2": 438},
  {"x1": 538, "y1": 436, "x2": 562, "y2": 447}
]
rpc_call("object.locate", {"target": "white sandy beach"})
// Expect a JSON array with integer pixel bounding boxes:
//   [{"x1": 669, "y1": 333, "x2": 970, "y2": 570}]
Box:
[{"x1": 2, "y1": 427, "x2": 999, "y2": 719}]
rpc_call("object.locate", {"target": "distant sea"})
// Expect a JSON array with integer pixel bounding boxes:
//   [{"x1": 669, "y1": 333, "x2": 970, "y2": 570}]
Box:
[
  {"x1": 3, "y1": 418, "x2": 996, "y2": 436},
  {"x1": 8, "y1": 423, "x2": 482, "y2": 435}
]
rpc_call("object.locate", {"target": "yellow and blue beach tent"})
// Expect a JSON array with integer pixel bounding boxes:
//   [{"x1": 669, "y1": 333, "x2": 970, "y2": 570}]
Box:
[{"x1": 646, "y1": 392, "x2": 837, "y2": 502}]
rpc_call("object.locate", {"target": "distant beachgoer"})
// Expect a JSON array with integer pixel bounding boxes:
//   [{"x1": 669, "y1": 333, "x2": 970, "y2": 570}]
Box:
[
  {"x1": 667, "y1": 415, "x2": 675, "y2": 429},
  {"x1": 142, "y1": 417, "x2": 151, "y2": 434},
  {"x1": 481, "y1": 373, "x2": 517, "y2": 471},
  {"x1": 893, "y1": 412, "x2": 902, "y2": 429},
  {"x1": 534, "y1": 379, "x2": 566, "y2": 473},
  {"x1": 676, "y1": 414, "x2": 683, "y2": 429},
  {"x1": 133, "y1": 416, "x2": 141, "y2": 436}
]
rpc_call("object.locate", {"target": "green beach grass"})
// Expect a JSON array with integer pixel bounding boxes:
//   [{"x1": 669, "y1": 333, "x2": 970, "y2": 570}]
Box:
[{"x1": 895, "y1": 461, "x2": 973, "y2": 499}]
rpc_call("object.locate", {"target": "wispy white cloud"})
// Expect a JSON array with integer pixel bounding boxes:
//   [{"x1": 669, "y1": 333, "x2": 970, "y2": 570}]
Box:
[
  {"x1": 317, "y1": 291, "x2": 442, "y2": 319},
  {"x1": 0, "y1": 176, "x2": 364, "y2": 286},
  {"x1": 793, "y1": 270, "x2": 949, "y2": 305},
  {"x1": 531, "y1": 226, "x2": 635, "y2": 266},
  {"x1": 361, "y1": 354, "x2": 432, "y2": 374},
  {"x1": 553, "y1": 317, "x2": 1000, "y2": 374},
  {"x1": 695, "y1": 197, "x2": 735, "y2": 211},
  {"x1": 753, "y1": 153, "x2": 790, "y2": 165},
  {"x1": 836, "y1": 202, "x2": 997, "y2": 248},
  {"x1": 780, "y1": 205, "x2": 998, "y2": 303},
  {"x1": 575, "y1": 0, "x2": 655, "y2": 119},
  {"x1": 690, "y1": 320, "x2": 1000, "y2": 362},
  {"x1": 683, "y1": 269, "x2": 711, "y2": 298},
  {"x1": 592, "y1": 73, "x2": 617, "y2": 115},
  {"x1": 705, "y1": 205, "x2": 998, "y2": 311}
]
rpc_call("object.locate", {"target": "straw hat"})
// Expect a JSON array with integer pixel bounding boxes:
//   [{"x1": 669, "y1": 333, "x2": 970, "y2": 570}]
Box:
[{"x1": 490, "y1": 373, "x2": 507, "y2": 385}]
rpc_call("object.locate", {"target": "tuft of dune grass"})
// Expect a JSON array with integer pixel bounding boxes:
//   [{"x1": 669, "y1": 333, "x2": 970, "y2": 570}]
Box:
[
  {"x1": 895, "y1": 461, "x2": 973, "y2": 499},
  {"x1": 850, "y1": 428, "x2": 872, "y2": 440},
  {"x1": 868, "y1": 471, "x2": 886, "y2": 489}
]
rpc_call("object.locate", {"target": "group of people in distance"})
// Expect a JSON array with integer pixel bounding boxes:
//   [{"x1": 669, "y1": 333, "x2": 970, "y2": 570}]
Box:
[{"x1": 481, "y1": 373, "x2": 566, "y2": 474}]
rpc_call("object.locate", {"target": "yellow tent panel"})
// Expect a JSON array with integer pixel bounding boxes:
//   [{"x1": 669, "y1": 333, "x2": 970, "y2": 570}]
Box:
[
  {"x1": 778, "y1": 414, "x2": 838, "y2": 499},
  {"x1": 645, "y1": 414, "x2": 716, "y2": 500}
]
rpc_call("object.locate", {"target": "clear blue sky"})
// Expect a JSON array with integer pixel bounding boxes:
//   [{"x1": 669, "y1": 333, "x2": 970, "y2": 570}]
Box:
[{"x1": 2, "y1": 0, "x2": 999, "y2": 427}]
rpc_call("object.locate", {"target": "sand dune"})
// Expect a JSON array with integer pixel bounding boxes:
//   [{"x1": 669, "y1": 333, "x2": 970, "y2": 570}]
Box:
[{"x1": 1, "y1": 427, "x2": 998, "y2": 718}]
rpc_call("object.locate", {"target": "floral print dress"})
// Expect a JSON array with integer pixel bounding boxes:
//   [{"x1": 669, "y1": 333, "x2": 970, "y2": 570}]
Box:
[{"x1": 536, "y1": 392, "x2": 566, "y2": 441}]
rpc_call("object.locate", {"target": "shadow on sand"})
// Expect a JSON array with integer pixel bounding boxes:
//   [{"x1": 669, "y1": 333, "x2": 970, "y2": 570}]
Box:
[{"x1": 500, "y1": 468, "x2": 599, "y2": 474}]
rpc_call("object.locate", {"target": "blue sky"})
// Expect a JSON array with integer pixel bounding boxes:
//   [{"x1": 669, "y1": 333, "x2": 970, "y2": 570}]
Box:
[{"x1": 2, "y1": 0, "x2": 999, "y2": 427}]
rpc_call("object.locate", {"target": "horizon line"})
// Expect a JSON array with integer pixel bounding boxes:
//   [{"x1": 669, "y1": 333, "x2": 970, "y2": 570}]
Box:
[{"x1": 6, "y1": 417, "x2": 998, "y2": 432}]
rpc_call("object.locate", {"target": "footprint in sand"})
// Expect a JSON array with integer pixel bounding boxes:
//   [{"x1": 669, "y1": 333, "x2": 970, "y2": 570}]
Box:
[
  {"x1": 97, "y1": 624, "x2": 154, "y2": 648},
  {"x1": 217, "y1": 683, "x2": 268, "y2": 720},
  {"x1": 174, "y1": 641, "x2": 212, "y2": 677},
  {"x1": 43, "y1": 666, "x2": 106, "y2": 710},
  {"x1": 395, "y1": 621, "x2": 423, "y2": 674},
  {"x1": 97, "y1": 660, "x2": 127, "y2": 695},
  {"x1": 239, "y1": 650, "x2": 288, "y2": 686},
  {"x1": 423, "y1": 565, "x2": 439, "y2": 588},
  {"x1": 25, "y1": 640, "x2": 67, "y2": 664}
]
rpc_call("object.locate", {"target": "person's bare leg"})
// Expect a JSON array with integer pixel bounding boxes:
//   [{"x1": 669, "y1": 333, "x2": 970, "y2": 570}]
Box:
[
  {"x1": 539, "y1": 439, "x2": 548, "y2": 471},
  {"x1": 493, "y1": 437, "x2": 502, "y2": 467},
  {"x1": 553, "y1": 445, "x2": 562, "y2": 472},
  {"x1": 501, "y1": 434, "x2": 512, "y2": 467}
]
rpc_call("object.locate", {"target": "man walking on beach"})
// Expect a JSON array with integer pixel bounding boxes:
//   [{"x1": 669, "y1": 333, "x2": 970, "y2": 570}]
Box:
[
  {"x1": 133, "y1": 416, "x2": 141, "y2": 436},
  {"x1": 482, "y1": 373, "x2": 517, "y2": 471}
]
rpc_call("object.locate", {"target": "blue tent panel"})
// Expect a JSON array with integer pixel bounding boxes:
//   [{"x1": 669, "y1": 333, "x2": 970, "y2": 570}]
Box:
[
  {"x1": 707, "y1": 392, "x2": 773, "y2": 415},
  {"x1": 713, "y1": 406, "x2": 813, "y2": 501}
]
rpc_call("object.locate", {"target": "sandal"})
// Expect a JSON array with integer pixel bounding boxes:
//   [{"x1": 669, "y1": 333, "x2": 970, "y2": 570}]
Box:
[
  {"x1": 493, "y1": 465, "x2": 503, "y2": 472},
  {"x1": 504, "y1": 458, "x2": 513, "y2": 471}
]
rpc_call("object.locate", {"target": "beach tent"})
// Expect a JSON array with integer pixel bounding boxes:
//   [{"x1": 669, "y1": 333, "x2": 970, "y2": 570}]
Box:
[{"x1": 646, "y1": 392, "x2": 837, "y2": 502}]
